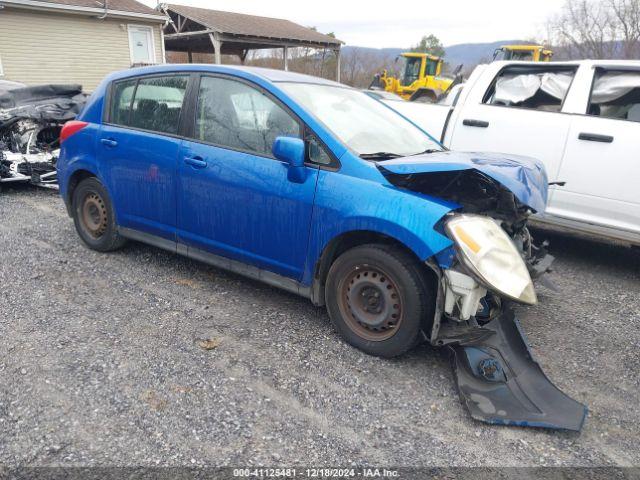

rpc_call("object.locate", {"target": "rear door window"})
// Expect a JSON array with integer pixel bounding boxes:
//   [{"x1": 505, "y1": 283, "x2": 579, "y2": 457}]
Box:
[
  {"x1": 193, "y1": 75, "x2": 301, "y2": 157},
  {"x1": 483, "y1": 66, "x2": 577, "y2": 112},
  {"x1": 588, "y1": 69, "x2": 640, "y2": 122},
  {"x1": 109, "y1": 75, "x2": 188, "y2": 135}
]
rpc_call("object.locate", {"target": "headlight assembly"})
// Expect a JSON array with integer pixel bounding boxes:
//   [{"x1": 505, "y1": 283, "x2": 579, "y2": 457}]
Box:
[{"x1": 445, "y1": 214, "x2": 537, "y2": 305}]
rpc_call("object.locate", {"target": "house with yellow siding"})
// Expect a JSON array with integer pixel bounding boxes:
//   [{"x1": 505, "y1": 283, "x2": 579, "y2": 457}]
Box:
[{"x1": 0, "y1": 0, "x2": 167, "y2": 91}]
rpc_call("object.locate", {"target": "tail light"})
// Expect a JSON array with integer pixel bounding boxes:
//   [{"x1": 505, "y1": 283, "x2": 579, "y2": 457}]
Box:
[{"x1": 60, "y1": 120, "x2": 89, "y2": 143}]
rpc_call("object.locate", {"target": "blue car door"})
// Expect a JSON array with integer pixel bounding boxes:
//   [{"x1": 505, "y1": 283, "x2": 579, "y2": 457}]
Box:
[
  {"x1": 98, "y1": 74, "x2": 189, "y2": 242},
  {"x1": 177, "y1": 74, "x2": 319, "y2": 280}
]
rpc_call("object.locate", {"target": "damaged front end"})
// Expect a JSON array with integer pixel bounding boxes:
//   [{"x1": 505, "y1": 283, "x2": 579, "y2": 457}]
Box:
[
  {"x1": 379, "y1": 151, "x2": 587, "y2": 431},
  {"x1": 0, "y1": 84, "x2": 86, "y2": 189}
]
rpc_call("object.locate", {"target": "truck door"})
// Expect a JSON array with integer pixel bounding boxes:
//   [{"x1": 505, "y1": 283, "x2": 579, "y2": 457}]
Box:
[
  {"x1": 446, "y1": 64, "x2": 578, "y2": 212},
  {"x1": 554, "y1": 67, "x2": 640, "y2": 236}
]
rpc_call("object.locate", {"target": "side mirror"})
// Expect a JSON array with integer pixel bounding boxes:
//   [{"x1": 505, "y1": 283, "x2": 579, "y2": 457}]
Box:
[{"x1": 272, "y1": 136, "x2": 307, "y2": 183}]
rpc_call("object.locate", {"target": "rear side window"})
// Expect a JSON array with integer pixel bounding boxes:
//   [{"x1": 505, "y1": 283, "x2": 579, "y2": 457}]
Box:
[
  {"x1": 194, "y1": 76, "x2": 301, "y2": 157},
  {"x1": 110, "y1": 79, "x2": 137, "y2": 126},
  {"x1": 483, "y1": 66, "x2": 577, "y2": 112},
  {"x1": 588, "y1": 69, "x2": 640, "y2": 122},
  {"x1": 109, "y1": 75, "x2": 188, "y2": 135}
]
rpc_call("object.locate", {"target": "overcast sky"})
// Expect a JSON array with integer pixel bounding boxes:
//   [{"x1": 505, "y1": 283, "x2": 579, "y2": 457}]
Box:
[{"x1": 142, "y1": 0, "x2": 567, "y2": 48}]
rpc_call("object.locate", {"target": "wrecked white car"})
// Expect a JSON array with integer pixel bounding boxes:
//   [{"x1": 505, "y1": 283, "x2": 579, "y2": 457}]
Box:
[{"x1": 0, "y1": 83, "x2": 86, "y2": 189}]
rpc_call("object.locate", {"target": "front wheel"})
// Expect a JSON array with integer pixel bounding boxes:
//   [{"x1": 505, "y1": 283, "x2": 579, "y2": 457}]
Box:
[{"x1": 325, "y1": 244, "x2": 435, "y2": 358}]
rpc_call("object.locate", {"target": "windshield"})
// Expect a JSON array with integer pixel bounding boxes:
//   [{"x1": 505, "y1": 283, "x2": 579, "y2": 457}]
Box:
[
  {"x1": 401, "y1": 56, "x2": 422, "y2": 85},
  {"x1": 279, "y1": 83, "x2": 441, "y2": 158}
]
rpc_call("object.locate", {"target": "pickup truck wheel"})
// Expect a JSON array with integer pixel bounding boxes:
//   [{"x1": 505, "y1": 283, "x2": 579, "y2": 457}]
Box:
[
  {"x1": 325, "y1": 244, "x2": 434, "y2": 358},
  {"x1": 72, "y1": 177, "x2": 126, "y2": 252}
]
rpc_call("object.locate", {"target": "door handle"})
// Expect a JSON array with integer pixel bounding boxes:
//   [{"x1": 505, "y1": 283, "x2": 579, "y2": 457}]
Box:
[
  {"x1": 100, "y1": 138, "x2": 118, "y2": 148},
  {"x1": 463, "y1": 119, "x2": 489, "y2": 128},
  {"x1": 578, "y1": 132, "x2": 614, "y2": 143},
  {"x1": 184, "y1": 156, "x2": 207, "y2": 169}
]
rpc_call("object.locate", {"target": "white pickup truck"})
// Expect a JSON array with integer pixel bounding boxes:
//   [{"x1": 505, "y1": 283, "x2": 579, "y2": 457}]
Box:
[{"x1": 378, "y1": 60, "x2": 640, "y2": 245}]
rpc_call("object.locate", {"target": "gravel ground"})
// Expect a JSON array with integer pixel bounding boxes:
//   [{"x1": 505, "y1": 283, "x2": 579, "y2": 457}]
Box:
[{"x1": 0, "y1": 185, "x2": 639, "y2": 468}]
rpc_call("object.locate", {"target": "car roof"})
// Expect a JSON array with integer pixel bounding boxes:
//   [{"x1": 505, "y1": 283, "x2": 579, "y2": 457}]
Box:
[{"x1": 105, "y1": 63, "x2": 344, "y2": 87}]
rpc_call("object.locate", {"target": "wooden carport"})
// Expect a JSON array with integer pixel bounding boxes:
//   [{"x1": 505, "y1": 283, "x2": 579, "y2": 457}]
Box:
[{"x1": 159, "y1": 4, "x2": 343, "y2": 81}]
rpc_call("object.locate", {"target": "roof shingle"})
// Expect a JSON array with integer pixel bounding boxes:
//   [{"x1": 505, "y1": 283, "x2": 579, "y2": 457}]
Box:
[
  {"x1": 37, "y1": 0, "x2": 161, "y2": 16},
  {"x1": 166, "y1": 4, "x2": 342, "y2": 45}
]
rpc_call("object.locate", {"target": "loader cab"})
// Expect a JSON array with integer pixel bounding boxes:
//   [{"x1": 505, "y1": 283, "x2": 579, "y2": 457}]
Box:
[
  {"x1": 398, "y1": 53, "x2": 442, "y2": 87},
  {"x1": 493, "y1": 45, "x2": 553, "y2": 62},
  {"x1": 374, "y1": 52, "x2": 452, "y2": 101}
]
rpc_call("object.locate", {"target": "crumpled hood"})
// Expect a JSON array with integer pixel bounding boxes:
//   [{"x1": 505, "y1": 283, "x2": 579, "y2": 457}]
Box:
[{"x1": 377, "y1": 150, "x2": 549, "y2": 213}]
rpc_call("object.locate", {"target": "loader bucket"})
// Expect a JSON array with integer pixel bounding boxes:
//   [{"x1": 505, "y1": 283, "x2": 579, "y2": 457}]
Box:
[{"x1": 448, "y1": 308, "x2": 587, "y2": 431}]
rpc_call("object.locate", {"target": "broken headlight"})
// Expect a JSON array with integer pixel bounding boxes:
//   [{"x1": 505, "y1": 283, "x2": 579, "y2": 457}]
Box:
[{"x1": 445, "y1": 214, "x2": 537, "y2": 305}]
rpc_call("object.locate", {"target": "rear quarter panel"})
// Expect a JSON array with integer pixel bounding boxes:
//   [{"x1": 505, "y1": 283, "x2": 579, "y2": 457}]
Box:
[
  {"x1": 57, "y1": 122, "x2": 102, "y2": 206},
  {"x1": 57, "y1": 80, "x2": 110, "y2": 204}
]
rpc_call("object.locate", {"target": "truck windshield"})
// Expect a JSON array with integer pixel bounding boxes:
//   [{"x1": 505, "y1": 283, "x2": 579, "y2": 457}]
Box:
[{"x1": 279, "y1": 83, "x2": 441, "y2": 158}]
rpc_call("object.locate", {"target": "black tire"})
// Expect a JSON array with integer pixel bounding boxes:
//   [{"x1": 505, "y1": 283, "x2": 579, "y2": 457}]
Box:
[
  {"x1": 411, "y1": 91, "x2": 436, "y2": 103},
  {"x1": 325, "y1": 244, "x2": 435, "y2": 358},
  {"x1": 413, "y1": 95, "x2": 435, "y2": 103},
  {"x1": 71, "y1": 177, "x2": 126, "y2": 252}
]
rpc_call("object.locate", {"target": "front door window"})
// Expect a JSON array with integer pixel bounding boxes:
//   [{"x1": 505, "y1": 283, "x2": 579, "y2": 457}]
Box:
[{"x1": 194, "y1": 76, "x2": 301, "y2": 156}]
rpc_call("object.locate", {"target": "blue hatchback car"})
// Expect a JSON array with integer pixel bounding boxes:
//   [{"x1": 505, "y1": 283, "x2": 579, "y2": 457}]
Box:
[{"x1": 57, "y1": 64, "x2": 586, "y2": 430}]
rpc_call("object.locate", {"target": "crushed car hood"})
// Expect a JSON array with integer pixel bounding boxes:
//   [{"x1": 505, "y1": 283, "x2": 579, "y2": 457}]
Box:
[
  {"x1": 1, "y1": 84, "x2": 86, "y2": 189},
  {"x1": 377, "y1": 151, "x2": 548, "y2": 213}
]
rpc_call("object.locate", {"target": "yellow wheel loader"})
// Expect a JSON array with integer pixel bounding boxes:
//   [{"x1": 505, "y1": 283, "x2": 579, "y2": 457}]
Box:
[
  {"x1": 370, "y1": 53, "x2": 462, "y2": 102},
  {"x1": 493, "y1": 45, "x2": 554, "y2": 62}
]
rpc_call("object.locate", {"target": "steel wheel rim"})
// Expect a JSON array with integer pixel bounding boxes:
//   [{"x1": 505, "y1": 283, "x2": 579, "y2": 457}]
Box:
[
  {"x1": 338, "y1": 265, "x2": 403, "y2": 342},
  {"x1": 81, "y1": 192, "x2": 108, "y2": 239}
]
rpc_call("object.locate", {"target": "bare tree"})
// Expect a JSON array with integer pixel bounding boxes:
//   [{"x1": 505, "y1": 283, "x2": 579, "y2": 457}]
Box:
[
  {"x1": 609, "y1": 0, "x2": 640, "y2": 58},
  {"x1": 548, "y1": 0, "x2": 617, "y2": 59},
  {"x1": 547, "y1": 0, "x2": 640, "y2": 59},
  {"x1": 339, "y1": 48, "x2": 382, "y2": 86}
]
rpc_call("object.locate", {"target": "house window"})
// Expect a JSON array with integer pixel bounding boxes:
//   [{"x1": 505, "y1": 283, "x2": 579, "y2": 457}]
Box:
[{"x1": 128, "y1": 25, "x2": 156, "y2": 65}]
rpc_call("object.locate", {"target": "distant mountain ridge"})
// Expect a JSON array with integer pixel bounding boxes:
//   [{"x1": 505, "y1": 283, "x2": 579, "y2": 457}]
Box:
[{"x1": 342, "y1": 40, "x2": 525, "y2": 67}]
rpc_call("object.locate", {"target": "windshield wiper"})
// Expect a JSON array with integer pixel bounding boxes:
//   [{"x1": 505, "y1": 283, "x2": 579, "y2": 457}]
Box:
[
  {"x1": 359, "y1": 152, "x2": 404, "y2": 160},
  {"x1": 409, "y1": 148, "x2": 442, "y2": 156}
]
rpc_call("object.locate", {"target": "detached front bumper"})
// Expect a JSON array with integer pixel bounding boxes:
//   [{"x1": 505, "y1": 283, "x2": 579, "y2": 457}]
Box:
[{"x1": 437, "y1": 307, "x2": 587, "y2": 431}]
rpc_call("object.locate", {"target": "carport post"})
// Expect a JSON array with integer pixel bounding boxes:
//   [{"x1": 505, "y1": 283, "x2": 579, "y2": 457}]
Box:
[
  {"x1": 187, "y1": 48, "x2": 193, "y2": 63},
  {"x1": 335, "y1": 47, "x2": 341, "y2": 82},
  {"x1": 239, "y1": 49, "x2": 248, "y2": 65},
  {"x1": 209, "y1": 33, "x2": 222, "y2": 64},
  {"x1": 283, "y1": 46, "x2": 289, "y2": 71}
]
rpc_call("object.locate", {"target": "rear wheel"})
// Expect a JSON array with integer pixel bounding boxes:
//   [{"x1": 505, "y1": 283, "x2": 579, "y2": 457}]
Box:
[
  {"x1": 325, "y1": 244, "x2": 434, "y2": 358},
  {"x1": 72, "y1": 177, "x2": 126, "y2": 252}
]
